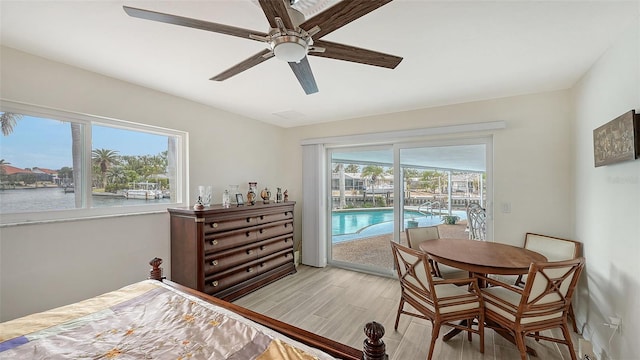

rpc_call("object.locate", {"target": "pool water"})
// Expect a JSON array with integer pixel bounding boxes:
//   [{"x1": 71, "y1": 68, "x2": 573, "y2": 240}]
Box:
[{"x1": 331, "y1": 209, "x2": 466, "y2": 243}]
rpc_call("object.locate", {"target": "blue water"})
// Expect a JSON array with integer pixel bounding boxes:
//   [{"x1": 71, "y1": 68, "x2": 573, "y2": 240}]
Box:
[
  {"x1": 332, "y1": 209, "x2": 467, "y2": 243},
  {"x1": 0, "y1": 187, "x2": 171, "y2": 213}
]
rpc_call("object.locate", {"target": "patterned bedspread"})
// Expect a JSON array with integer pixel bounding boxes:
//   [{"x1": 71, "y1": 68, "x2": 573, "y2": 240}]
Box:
[{"x1": 0, "y1": 280, "x2": 337, "y2": 359}]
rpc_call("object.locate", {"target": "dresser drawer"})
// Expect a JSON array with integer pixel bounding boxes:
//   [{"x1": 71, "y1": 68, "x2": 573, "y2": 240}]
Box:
[
  {"x1": 257, "y1": 220, "x2": 293, "y2": 241},
  {"x1": 258, "y1": 250, "x2": 294, "y2": 274},
  {"x1": 204, "y1": 216, "x2": 256, "y2": 233},
  {"x1": 255, "y1": 209, "x2": 294, "y2": 225},
  {"x1": 204, "y1": 243, "x2": 260, "y2": 275},
  {"x1": 204, "y1": 264, "x2": 259, "y2": 294},
  {"x1": 204, "y1": 228, "x2": 258, "y2": 253},
  {"x1": 256, "y1": 235, "x2": 294, "y2": 258}
]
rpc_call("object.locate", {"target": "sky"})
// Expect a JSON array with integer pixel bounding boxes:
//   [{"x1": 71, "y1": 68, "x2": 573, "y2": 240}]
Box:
[{"x1": 0, "y1": 115, "x2": 168, "y2": 170}]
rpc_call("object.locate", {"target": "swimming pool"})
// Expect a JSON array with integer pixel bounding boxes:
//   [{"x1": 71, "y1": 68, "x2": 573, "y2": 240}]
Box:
[{"x1": 332, "y1": 208, "x2": 466, "y2": 243}]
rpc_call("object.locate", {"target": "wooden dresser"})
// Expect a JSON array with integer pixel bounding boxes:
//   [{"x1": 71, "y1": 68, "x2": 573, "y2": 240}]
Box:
[{"x1": 167, "y1": 201, "x2": 296, "y2": 301}]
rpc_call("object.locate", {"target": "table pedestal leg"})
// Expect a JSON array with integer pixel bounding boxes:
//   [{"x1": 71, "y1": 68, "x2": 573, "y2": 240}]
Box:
[{"x1": 442, "y1": 320, "x2": 538, "y2": 357}]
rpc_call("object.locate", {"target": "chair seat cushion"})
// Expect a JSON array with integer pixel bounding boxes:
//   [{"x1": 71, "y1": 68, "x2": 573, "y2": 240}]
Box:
[
  {"x1": 407, "y1": 283, "x2": 480, "y2": 314},
  {"x1": 438, "y1": 264, "x2": 468, "y2": 279},
  {"x1": 482, "y1": 286, "x2": 563, "y2": 324}
]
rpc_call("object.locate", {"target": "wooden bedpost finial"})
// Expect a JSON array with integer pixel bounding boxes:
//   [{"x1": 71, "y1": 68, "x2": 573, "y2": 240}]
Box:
[
  {"x1": 363, "y1": 321, "x2": 387, "y2": 360},
  {"x1": 149, "y1": 257, "x2": 165, "y2": 281}
]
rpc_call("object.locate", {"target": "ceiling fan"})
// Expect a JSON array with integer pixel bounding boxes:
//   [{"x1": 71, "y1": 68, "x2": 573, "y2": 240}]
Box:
[{"x1": 123, "y1": 0, "x2": 402, "y2": 95}]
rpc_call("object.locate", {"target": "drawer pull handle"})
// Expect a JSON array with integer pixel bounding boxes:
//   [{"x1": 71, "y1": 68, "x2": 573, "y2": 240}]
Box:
[
  {"x1": 210, "y1": 260, "x2": 218, "y2": 266},
  {"x1": 210, "y1": 240, "x2": 218, "y2": 246},
  {"x1": 259, "y1": 229, "x2": 264, "y2": 234},
  {"x1": 284, "y1": 238, "x2": 290, "y2": 243},
  {"x1": 212, "y1": 223, "x2": 218, "y2": 228},
  {"x1": 246, "y1": 232, "x2": 251, "y2": 237},
  {"x1": 211, "y1": 281, "x2": 218, "y2": 287},
  {"x1": 246, "y1": 217, "x2": 251, "y2": 223},
  {"x1": 246, "y1": 249, "x2": 253, "y2": 255},
  {"x1": 285, "y1": 253, "x2": 290, "y2": 258},
  {"x1": 260, "y1": 246, "x2": 265, "y2": 250},
  {"x1": 260, "y1": 263, "x2": 265, "y2": 267},
  {"x1": 247, "y1": 268, "x2": 254, "y2": 273},
  {"x1": 284, "y1": 223, "x2": 289, "y2": 228},
  {"x1": 260, "y1": 216, "x2": 264, "y2": 220}
]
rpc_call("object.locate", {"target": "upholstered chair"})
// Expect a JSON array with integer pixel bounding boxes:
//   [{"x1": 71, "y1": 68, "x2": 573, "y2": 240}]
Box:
[
  {"x1": 478, "y1": 257, "x2": 585, "y2": 360},
  {"x1": 406, "y1": 226, "x2": 441, "y2": 277},
  {"x1": 516, "y1": 233, "x2": 582, "y2": 332},
  {"x1": 391, "y1": 242, "x2": 484, "y2": 360}
]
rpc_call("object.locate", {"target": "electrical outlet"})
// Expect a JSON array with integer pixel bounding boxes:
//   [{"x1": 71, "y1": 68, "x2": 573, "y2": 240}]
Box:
[{"x1": 501, "y1": 202, "x2": 511, "y2": 213}]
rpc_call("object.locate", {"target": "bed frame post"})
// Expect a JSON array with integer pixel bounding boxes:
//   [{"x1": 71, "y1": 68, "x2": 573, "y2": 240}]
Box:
[
  {"x1": 363, "y1": 321, "x2": 387, "y2": 360},
  {"x1": 149, "y1": 257, "x2": 165, "y2": 281}
]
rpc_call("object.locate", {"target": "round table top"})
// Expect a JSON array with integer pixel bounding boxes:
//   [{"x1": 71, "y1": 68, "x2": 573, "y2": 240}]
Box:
[{"x1": 419, "y1": 238, "x2": 547, "y2": 275}]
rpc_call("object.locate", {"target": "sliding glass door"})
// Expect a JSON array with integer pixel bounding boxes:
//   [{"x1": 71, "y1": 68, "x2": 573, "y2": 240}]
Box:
[
  {"x1": 399, "y1": 142, "x2": 488, "y2": 242},
  {"x1": 328, "y1": 146, "x2": 397, "y2": 274},
  {"x1": 327, "y1": 138, "x2": 491, "y2": 276}
]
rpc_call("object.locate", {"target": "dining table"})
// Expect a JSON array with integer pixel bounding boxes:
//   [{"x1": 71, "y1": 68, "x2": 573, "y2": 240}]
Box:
[{"x1": 419, "y1": 238, "x2": 547, "y2": 356}]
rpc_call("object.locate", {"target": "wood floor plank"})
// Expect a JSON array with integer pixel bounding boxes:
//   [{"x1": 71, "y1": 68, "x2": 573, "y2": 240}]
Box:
[{"x1": 234, "y1": 265, "x2": 581, "y2": 359}]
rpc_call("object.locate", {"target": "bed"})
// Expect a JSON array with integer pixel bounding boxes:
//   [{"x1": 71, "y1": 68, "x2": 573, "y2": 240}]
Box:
[{"x1": 0, "y1": 258, "x2": 387, "y2": 360}]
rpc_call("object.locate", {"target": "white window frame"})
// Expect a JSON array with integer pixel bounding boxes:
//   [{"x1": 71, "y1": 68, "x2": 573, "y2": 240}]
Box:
[{"x1": 0, "y1": 100, "x2": 188, "y2": 226}]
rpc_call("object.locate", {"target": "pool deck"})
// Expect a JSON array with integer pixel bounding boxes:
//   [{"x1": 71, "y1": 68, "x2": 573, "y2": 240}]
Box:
[{"x1": 331, "y1": 220, "x2": 469, "y2": 270}]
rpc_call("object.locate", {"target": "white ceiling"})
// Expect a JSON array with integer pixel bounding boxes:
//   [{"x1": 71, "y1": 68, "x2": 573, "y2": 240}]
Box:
[{"x1": 1, "y1": 1, "x2": 638, "y2": 128}]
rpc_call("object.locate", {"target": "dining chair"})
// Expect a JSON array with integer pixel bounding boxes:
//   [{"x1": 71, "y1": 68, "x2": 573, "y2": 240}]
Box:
[
  {"x1": 406, "y1": 226, "x2": 442, "y2": 277},
  {"x1": 515, "y1": 233, "x2": 582, "y2": 332},
  {"x1": 466, "y1": 205, "x2": 486, "y2": 240},
  {"x1": 406, "y1": 226, "x2": 468, "y2": 279},
  {"x1": 477, "y1": 257, "x2": 585, "y2": 360},
  {"x1": 390, "y1": 242, "x2": 484, "y2": 360}
]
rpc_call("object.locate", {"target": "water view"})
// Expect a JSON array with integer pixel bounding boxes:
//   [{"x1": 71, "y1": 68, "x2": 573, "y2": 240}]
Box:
[{"x1": 0, "y1": 187, "x2": 171, "y2": 213}]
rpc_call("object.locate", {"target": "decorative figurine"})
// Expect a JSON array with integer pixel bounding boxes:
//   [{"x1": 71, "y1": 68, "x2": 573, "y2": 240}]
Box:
[
  {"x1": 276, "y1": 187, "x2": 282, "y2": 203},
  {"x1": 283, "y1": 189, "x2": 289, "y2": 202},
  {"x1": 222, "y1": 190, "x2": 230, "y2": 208},
  {"x1": 260, "y1": 187, "x2": 271, "y2": 204},
  {"x1": 193, "y1": 196, "x2": 205, "y2": 210},
  {"x1": 247, "y1": 182, "x2": 257, "y2": 205},
  {"x1": 229, "y1": 184, "x2": 240, "y2": 204}
]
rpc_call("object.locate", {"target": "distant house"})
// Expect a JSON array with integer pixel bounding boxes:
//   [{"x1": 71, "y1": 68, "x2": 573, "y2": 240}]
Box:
[
  {"x1": 331, "y1": 172, "x2": 365, "y2": 192},
  {"x1": 0, "y1": 164, "x2": 33, "y2": 185},
  {"x1": 32, "y1": 167, "x2": 59, "y2": 183},
  {"x1": 0, "y1": 164, "x2": 32, "y2": 176}
]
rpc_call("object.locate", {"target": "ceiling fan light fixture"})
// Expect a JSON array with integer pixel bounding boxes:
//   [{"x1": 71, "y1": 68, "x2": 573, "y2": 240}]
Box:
[{"x1": 272, "y1": 36, "x2": 308, "y2": 62}]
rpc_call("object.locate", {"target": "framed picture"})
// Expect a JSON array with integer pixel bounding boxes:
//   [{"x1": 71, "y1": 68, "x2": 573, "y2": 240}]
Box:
[
  {"x1": 235, "y1": 193, "x2": 245, "y2": 206},
  {"x1": 593, "y1": 110, "x2": 640, "y2": 167}
]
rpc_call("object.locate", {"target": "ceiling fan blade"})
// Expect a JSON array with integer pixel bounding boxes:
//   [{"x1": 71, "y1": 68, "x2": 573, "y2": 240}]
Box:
[
  {"x1": 289, "y1": 57, "x2": 318, "y2": 95},
  {"x1": 300, "y1": 0, "x2": 393, "y2": 39},
  {"x1": 210, "y1": 49, "x2": 274, "y2": 81},
  {"x1": 123, "y1": 6, "x2": 267, "y2": 41},
  {"x1": 258, "y1": 0, "x2": 294, "y2": 29},
  {"x1": 311, "y1": 40, "x2": 402, "y2": 69}
]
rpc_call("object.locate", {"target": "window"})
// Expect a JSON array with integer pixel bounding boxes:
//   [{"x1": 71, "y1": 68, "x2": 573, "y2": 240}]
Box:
[{"x1": 0, "y1": 100, "x2": 187, "y2": 224}]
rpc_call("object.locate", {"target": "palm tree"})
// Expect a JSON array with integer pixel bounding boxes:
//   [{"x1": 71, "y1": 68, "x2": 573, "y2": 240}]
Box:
[
  {"x1": 335, "y1": 163, "x2": 346, "y2": 208},
  {"x1": 361, "y1": 165, "x2": 384, "y2": 203},
  {"x1": 0, "y1": 159, "x2": 10, "y2": 187},
  {"x1": 344, "y1": 164, "x2": 360, "y2": 173},
  {"x1": 92, "y1": 148, "x2": 120, "y2": 190},
  {"x1": 0, "y1": 112, "x2": 22, "y2": 136}
]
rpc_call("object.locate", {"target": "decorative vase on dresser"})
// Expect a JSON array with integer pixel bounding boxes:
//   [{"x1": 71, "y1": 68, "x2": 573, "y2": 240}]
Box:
[{"x1": 167, "y1": 201, "x2": 296, "y2": 301}]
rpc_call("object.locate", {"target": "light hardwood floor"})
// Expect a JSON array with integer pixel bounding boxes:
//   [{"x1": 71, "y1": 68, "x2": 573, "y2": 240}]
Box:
[{"x1": 234, "y1": 265, "x2": 581, "y2": 360}]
